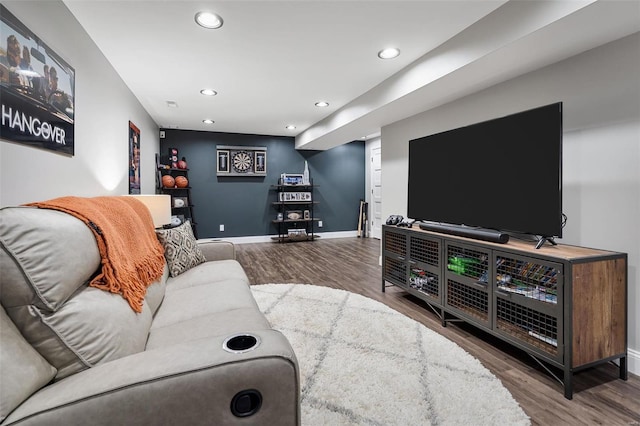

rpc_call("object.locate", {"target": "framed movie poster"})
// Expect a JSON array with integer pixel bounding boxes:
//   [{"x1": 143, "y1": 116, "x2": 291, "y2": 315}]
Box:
[
  {"x1": 129, "y1": 121, "x2": 140, "y2": 194},
  {"x1": 0, "y1": 5, "x2": 75, "y2": 155}
]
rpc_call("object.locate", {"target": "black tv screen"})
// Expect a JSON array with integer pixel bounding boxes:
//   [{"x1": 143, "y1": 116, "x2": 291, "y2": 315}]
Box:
[{"x1": 408, "y1": 102, "x2": 563, "y2": 238}]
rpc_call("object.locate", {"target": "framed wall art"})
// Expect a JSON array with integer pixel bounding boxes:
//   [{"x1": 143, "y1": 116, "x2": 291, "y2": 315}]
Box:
[
  {"x1": 217, "y1": 150, "x2": 230, "y2": 173},
  {"x1": 281, "y1": 174, "x2": 304, "y2": 186},
  {"x1": 0, "y1": 5, "x2": 75, "y2": 155},
  {"x1": 129, "y1": 121, "x2": 140, "y2": 194},
  {"x1": 216, "y1": 145, "x2": 267, "y2": 177},
  {"x1": 254, "y1": 151, "x2": 267, "y2": 173}
]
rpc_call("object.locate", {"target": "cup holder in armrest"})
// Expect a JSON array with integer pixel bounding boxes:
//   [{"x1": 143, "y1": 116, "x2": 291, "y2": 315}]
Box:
[{"x1": 223, "y1": 333, "x2": 261, "y2": 353}]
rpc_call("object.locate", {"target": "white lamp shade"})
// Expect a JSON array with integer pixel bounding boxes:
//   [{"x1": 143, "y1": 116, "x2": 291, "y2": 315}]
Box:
[{"x1": 129, "y1": 194, "x2": 171, "y2": 228}]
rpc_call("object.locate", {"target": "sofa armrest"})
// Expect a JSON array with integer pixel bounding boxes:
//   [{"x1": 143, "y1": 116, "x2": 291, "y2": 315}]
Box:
[
  {"x1": 4, "y1": 330, "x2": 299, "y2": 426},
  {"x1": 197, "y1": 239, "x2": 236, "y2": 261}
]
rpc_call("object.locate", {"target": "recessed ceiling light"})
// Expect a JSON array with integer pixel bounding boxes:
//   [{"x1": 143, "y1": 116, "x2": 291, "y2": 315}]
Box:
[
  {"x1": 285, "y1": 125, "x2": 296, "y2": 130},
  {"x1": 195, "y1": 11, "x2": 224, "y2": 29},
  {"x1": 203, "y1": 119, "x2": 215, "y2": 124},
  {"x1": 200, "y1": 89, "x2": 217, "y2": 96},
  {"x1": 166, "y1": 100, "x2": 178, "y2": 108},
  {"x1": 315, "y1": 101, "x2": 329, "y2": 107},
  {"x1": 378, "y1": 47, "x2": 400, "y2": 59}
]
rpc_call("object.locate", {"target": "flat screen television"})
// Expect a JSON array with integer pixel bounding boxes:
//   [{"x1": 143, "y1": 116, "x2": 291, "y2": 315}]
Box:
[{"x1": 407, "y1": 102, "x2": 563, "y2": 240}]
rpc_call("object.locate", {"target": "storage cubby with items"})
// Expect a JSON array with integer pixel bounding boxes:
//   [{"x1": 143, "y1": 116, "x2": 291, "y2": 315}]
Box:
[
  {"x1": 382, "y1": 226, "x2": 444, "y2": 321},
  {"x1": 271, "y1": 174, "x2": 318, "y2": 243},
  {"x1": 382, "y1": 224, "x2": 627, "y2": 399},
  {"x1": 156, "y1": 150, "x2": 197, "y2": 237},
  {"x1": 444, "y1": 242, "x2": 491, "y2": 327},
  {"x1": 494, "y1": 252, "x2": 562, "y2": 360}
]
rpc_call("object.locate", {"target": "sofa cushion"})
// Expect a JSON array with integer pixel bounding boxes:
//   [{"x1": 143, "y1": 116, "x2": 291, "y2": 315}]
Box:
[
  {"x1": 147, "y1": 260, "x2": 270, "y2": 349},
  {"x1": 0, "y1": 306, "x2": 57, "y2": 422},
  {"x1": 1, "y1": 206, "x2": 160, "y2": 380},
  {"x1": 166, "y1": 259, "x2": 249, "y2": 293},
  {"x1": 5, "y1": 287, "x2": 154, "y2": 380},
  {"x1": 153, "y1": 279, "x2": 258, "y2": 330},
  {"x1": 155, "y1": 221, "x2": 206, "y2": 277},
  {"x1": 0, "y1": 207, "x2": 101, "y2": 311},
  {"x1": 146, "y1": 308, "x2": 271, "y2": 350}
]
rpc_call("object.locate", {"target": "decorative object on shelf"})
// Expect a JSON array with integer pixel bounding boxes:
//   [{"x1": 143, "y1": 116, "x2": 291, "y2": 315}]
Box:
[
  {"x1": 170, "y1": 215, "x2": 182, "y2": 227},
  {"x1": 286, "y1": 210, "x2": 302, "y2": 220},
  {"x1": 161, "y1": 175, "x2": 175, "y2": 188},
  {"x1": 174, "y1": 175, "x2": 188, "y2": 188},
  {"x1": 277, "y1": 212, "x2": 283, "y2": 221},
  {"x1": 280, "y1": 173, "x2": 304, "y2": 186},
  {"x1": 0, "y1": 5, "x2": 75, "y2": 156},
  {"x1": 287, "y1": 229, "x2": 307, "y2": 237},
  {"x1": 216, "y1": 145, "x2": 267, "y2": 176},
  {"x1": 168, "y1": 148, "x2": 179, "y2": 168},
  {"x1": 304, "y1": 210, "x2": 310, "y2": 220},
  {"x1": 279, "y1": 192, "x2": 311, "y2": 202},
  {"x1": 128, "y1": 121, "x2": 141, "y2": 194},
  {"x1": 175, "y1": 175, "x2": 189, "y2": 188},
  {"x1": 177, "y1": 157, "x2": 188, "y2": 169},
  {"x1": 302, "y1": 161, "x2": 310, "y2": 185},
  {"x1": 173, "y1": 197, "x2": 187, "y2": 208}
]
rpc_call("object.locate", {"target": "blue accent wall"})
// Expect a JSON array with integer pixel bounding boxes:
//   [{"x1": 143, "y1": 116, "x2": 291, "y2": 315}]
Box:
[{"x1": 160, "y1": 129, "x2": 365, "y2": 238}]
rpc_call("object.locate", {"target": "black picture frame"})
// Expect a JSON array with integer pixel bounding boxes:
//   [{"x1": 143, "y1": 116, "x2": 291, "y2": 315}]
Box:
[
  {"x1": 0, "y1": 5, "x2": 75, "y2": 155},
  {"x1": 128, "y1": 121, "x2": 140, "y2": 194}
]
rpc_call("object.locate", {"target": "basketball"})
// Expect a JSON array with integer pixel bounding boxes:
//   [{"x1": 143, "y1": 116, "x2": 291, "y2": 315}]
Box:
[
  {"x1": 175, "y1": 176, "x2": 189, "y2": 188},
  {"x1": 161, "y1": 175, "x2": 175, "y2": 188},
  {"x1": 177, "y1": 160, "x2": 187, "y2": 169}
]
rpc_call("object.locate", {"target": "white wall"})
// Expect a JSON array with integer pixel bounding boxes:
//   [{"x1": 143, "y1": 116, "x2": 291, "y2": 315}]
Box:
[
  {"x1": 381, "y1": 33, "x2": 640, "y2": 374},
  {"x1": 0, "y1": 1, "x2": 159, "y2": 207}
]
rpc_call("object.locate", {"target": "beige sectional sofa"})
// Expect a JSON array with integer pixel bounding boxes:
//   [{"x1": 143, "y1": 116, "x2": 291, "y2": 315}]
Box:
[{"x1": 0, "y1": 205, "x2": 300, "y2": 425}]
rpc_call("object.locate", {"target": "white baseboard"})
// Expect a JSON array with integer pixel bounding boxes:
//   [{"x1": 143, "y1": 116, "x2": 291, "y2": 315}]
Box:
[
  {"x1": 628, "y1": 348, "x2": 640, "y2": 376},
  {"x1": 222, "y1": 230, "x2": 359, "y2": 245}
]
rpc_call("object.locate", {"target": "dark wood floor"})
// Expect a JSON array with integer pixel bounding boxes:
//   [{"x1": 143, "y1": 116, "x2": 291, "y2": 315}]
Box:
[{"x1": 236, "y1": 237, "x2": 640, "y2": 425}]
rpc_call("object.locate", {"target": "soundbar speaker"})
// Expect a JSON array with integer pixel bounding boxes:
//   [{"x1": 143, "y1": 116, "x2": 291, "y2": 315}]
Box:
[{"x1": 418, "y1": 222, "x2": 509, "y2": 244}]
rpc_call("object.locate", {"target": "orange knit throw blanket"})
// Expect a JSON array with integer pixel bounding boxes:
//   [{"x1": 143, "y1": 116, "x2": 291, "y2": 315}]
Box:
[{"x1": 26, "y1": 196, "x2": 166, "y2": 313}]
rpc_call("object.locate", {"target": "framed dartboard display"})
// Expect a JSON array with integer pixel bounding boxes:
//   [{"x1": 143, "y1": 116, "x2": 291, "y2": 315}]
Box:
[{"x1": 216, "y1": 146, "x2": 267, "y2": 176}]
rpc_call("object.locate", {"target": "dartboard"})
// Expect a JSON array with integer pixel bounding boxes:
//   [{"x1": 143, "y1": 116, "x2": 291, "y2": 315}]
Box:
[{"x1": 232, "y1": 151, "x2": 253, "y2": 173}]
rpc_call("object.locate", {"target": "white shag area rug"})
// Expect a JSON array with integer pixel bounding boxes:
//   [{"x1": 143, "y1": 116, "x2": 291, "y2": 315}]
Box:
[{"x1": 251, "y1": 284, "x2": 530, "y2": 426}]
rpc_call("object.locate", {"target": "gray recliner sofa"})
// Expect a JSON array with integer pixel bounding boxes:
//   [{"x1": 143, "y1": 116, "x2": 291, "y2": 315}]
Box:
[{"x1": 0, "y1": 206, "x2": 300, "y2": 425}]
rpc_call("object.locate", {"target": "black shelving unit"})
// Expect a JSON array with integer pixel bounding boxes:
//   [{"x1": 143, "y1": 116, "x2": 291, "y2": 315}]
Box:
[
  {"x1": 270, "y1": 179, "x2": 319, "y2": 243},
  {"x1": 156, "y1": 154, "x2": 197, "y2": 238}
]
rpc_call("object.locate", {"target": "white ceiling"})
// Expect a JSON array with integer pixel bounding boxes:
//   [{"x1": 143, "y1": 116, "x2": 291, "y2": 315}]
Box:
[{"x1": 64, "y1": 0, "x2": 639, "y2": 150}]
